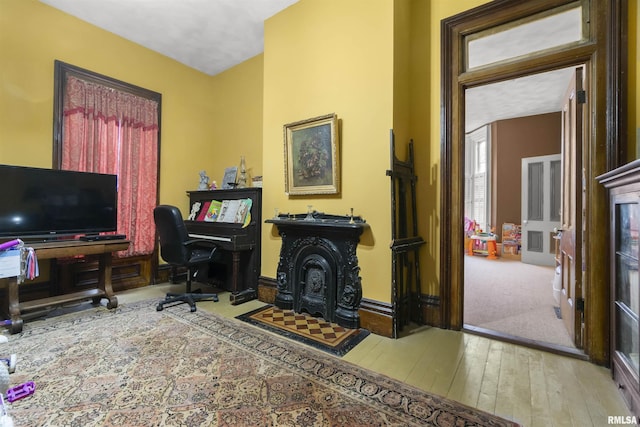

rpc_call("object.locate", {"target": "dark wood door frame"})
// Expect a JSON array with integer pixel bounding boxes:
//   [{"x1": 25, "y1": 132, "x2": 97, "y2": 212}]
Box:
[{"x1": 440, "y1": 0, "x2": 624, "y2": 365}]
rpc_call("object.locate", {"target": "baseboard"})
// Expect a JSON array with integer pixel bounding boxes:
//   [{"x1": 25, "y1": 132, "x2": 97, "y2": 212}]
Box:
[
  {"x1": 359, "y1": 298, "x2": 393, "y2": 337},
  {"x1": 258, "y1": 276, "x2": 277, "y2": 303},
  {"x1": 257, "y1": 276, "x2": 441, "y2": 338},
  {"x1": 156, "y1": 264, "x2": 173, "y2": 284},
  {"x1": 421, "y1": 294, "x2": 442, "y2": 328}
]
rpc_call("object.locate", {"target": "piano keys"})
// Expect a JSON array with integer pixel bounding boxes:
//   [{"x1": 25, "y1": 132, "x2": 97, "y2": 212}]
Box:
[{"x1": 187, "y1": 233, "x2": 232, "y2": 243}]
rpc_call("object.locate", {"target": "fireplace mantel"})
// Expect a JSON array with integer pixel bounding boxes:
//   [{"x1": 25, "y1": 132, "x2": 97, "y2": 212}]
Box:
[{"x1": 265, "y1": 212, "x2": 369, "y2": 328}]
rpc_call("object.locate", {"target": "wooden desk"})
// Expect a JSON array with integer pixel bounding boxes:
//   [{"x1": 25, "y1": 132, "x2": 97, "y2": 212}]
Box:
[{"x1": 5, "y1": 239, "x2": 129, "y2": 334}]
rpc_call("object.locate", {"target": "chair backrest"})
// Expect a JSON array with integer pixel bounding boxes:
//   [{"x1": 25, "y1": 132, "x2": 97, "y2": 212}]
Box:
[{"x1": 153, "y1": 205, "x2": 190, "y2": 264}]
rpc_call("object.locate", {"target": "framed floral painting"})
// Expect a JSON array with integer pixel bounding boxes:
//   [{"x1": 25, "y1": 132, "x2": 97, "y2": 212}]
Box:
[{"x1": 284, "y1": 113, "x2": 340, "y2": 195}]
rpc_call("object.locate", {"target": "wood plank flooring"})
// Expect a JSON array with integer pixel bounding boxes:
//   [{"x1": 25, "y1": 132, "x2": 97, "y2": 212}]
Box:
[{"x1": 113, "y1": 284, "x2": 631, "y2": 427}]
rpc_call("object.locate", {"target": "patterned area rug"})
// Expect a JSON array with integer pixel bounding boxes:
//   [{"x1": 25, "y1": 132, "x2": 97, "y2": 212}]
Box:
[
  {"x1": 237, "y1": 305, "x2": 369, "y2": 356},
  {"x1": 5, "y1": 300, "x2": 519, "y2": 426}
]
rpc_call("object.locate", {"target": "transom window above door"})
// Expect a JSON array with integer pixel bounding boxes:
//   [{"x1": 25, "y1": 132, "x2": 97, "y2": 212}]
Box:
[{"x1": 465, "y1": 2, "x2": 585, "y2": 70}]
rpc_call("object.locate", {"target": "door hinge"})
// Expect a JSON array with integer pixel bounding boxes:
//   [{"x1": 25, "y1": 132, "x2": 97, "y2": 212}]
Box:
[
  {"x1": 576, "y1": 298, "x2": 585, "y2": 312},
  {"x1": 577, "y1": 90, "x2": 586, "y2": 104}
]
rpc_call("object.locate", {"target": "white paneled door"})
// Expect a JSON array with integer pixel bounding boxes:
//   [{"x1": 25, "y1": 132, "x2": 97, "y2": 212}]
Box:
[{"x1": 521, "y1": 154, "x2": 562, "y2": 266}]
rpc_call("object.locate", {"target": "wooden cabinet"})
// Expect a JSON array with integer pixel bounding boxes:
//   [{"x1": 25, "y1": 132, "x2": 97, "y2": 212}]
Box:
[{"x1": 598, "y1": 160, "x2": 640, "y2": 417}]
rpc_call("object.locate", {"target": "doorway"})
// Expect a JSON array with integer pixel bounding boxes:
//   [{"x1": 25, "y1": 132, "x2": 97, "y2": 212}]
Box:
[
  {"x1": 440, "y1": 0, "x2": 617, "y2": 364},
  {"x1": 462, "y1": 67, "x2": 576, "y2": 351}
]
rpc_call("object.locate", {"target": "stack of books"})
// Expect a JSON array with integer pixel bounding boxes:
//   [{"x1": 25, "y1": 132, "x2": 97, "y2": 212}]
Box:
[{"x1": 193, "y1": 199, "x2": 252, "y2": 227}]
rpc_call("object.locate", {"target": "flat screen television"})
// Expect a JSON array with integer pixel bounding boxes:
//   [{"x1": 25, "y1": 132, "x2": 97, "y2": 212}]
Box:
[{"x1": 0, "y1": 164, "x2": 118, "y2": 240}]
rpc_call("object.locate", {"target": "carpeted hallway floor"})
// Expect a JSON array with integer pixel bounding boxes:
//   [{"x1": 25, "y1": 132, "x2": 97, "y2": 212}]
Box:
[{"x1": 463, "y1": 255, "x2": 574, "y2": 348}]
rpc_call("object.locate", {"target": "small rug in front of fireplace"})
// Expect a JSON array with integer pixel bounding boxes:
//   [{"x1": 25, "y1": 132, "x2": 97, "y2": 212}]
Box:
[{"x1": 237, "y1": 305, "x2": 370, "y2": 357}]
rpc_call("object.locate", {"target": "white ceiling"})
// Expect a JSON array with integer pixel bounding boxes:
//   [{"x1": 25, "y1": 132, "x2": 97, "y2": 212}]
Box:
[
  {"x1": 39, "y1": 0, "x2": 575, "y2": 133},
  {"x1": 466, "y1": 67, "x2": 575, "y2": 133},
  {"x1": 39, "y1": 0, "x2": 299, "y2": 76}
]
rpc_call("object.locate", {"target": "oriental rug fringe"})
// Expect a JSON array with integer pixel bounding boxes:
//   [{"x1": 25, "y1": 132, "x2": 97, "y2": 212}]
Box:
[{"x1": 5, "y1": 300, "x2": 519, "y2": 426}]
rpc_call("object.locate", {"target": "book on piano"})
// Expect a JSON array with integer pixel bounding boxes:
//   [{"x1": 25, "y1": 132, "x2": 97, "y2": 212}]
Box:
[
  {"x1": 217, "y1": 199, "x2": 252, "y2": 225},
  {"x1": 195, "y1": 201, "x2": 211, "y2": 221},
  {"x1": 238, "y1": 199, "x2": 252, "y2": 227},
  {"x1": 218, "y1": 200, "x2": 240, "y2": 223},
  {"x1": 203, "y1": 200, "x2": 222, "y2": 222},
  {"x1": 192, "y1": 198, "x2": 252, "y2": 227}
]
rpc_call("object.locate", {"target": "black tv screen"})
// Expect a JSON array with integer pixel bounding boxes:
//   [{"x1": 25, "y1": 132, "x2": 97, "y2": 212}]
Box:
[{"x1": 0, "y1": 164, "x2": 118, "y2": 240}]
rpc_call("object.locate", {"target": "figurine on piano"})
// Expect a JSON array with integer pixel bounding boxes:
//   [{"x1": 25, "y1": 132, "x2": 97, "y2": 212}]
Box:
[{"x1": 198, "y1": 170, "x2": 210, "y2": 190}]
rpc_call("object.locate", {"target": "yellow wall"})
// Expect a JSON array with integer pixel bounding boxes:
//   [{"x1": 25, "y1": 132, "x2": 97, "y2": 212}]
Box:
[
  {"x1": 411, "y1": 1, "x2": 490, "y2": 296},
  {"x1": 207, "y1": 55, "x2": 264, "y2": 186},
  {"x1": 408, "y1": 0, "x2": 435, "y2": 294},
  {"x1": 0, "y1": 0, "x2": 509, "y2": 309},
  {"x1": 0, "y1": 0, "x2": 263, "y2": 215},
  {"x1": 262, "y1": 0, "x2": 394, "y2": 302},
  {"x1": 394, "y1": 0, "x2": 411, "y2": 147}
]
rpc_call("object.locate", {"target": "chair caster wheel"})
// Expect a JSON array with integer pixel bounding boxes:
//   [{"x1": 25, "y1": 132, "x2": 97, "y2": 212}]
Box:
[
  {"x1": 156, "y1": 305, "x2": 164, "y2": 311},
  {"x1": 190, "y1": 306, "x2": 197, "y2": 313}
]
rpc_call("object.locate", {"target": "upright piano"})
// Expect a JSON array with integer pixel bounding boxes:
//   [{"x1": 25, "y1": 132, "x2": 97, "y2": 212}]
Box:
[{"x1": 184, "y1": 188, "x2": 261, "y2": 304}]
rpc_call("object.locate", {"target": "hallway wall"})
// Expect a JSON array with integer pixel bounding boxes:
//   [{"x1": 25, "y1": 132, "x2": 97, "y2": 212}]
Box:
[{"x1": 491, "y1": 112, "x2": 562, "y2": 235}]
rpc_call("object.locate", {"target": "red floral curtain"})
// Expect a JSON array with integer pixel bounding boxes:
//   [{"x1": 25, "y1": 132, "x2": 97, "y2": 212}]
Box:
[{"x1": 62, "y1": 75, "x2": 158, "y2": 256}]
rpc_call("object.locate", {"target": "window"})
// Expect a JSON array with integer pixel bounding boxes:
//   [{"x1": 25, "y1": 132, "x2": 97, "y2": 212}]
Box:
[
  {"x1": 465, "y1": 125, "x2": 491, "y2": 231},
  {"x1": 53, "y1": 61, "x2": 161, "y2": 257},
  {"x1": 465, "y1": 3, "x2": 585, "y2": 70}
]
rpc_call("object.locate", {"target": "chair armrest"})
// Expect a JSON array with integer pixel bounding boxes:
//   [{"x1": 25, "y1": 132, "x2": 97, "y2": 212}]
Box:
[
  {"x1": 183, "y1": 239, "x2": 219, "y2": 257},
  {"x1": 183, "y1": 240, "x2": 218, "y2": 261}
]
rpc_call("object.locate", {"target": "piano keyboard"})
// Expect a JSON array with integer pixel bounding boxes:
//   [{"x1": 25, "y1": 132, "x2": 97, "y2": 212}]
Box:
[{"x1": 188, "y1": 233, "x2": 232, "y2": 242}]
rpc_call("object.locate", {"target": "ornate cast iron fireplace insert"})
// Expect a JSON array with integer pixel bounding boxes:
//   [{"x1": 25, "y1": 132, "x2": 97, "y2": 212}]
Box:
[{"x1": 265, "y1": 211, "x2": 369, "y2": 329}]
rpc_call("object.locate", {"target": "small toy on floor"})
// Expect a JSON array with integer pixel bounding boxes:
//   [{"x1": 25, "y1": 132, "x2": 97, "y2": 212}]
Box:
[{"x1": 6, "y1": 382, "x2": 35, "y2": 403}]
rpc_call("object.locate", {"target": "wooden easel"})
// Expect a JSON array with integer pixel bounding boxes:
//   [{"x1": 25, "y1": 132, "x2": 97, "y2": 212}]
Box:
[{"x1": 386, "y1": 130, "x2": 425, "y2": 338}]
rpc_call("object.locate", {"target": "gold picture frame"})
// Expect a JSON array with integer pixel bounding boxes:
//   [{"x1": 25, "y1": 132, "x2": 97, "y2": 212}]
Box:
[{"x1": 284, "y1": 113, "x2": 340, "y2": 195}]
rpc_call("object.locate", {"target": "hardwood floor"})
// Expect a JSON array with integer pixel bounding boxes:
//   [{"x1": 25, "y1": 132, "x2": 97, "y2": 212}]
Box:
[{"x1": 114, "y1": 284, "x2": 631, "y2": 427}]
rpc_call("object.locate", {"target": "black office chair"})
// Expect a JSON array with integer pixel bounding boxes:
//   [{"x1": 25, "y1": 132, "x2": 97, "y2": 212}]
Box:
[{"x1": 153, "y1": 205, "x2": 220, "y2": 312}]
